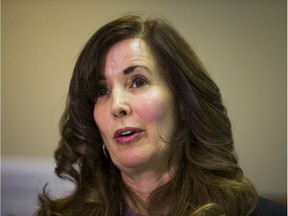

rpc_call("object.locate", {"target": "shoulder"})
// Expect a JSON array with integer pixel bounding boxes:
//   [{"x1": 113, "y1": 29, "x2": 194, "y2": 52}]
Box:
[{"x1": 251, "y1": 197, "x2": 287, "y2": 216}]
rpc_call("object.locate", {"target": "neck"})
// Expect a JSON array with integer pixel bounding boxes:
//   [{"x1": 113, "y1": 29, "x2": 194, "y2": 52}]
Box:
[
  {"x1": 119, "y1": 151, "x2": 181, "y2": 215},
  {"x1": 122, "y1": 167, "x2": 176, "y2": 201},
  {"x1": 120, "y1": 162, "x2": 177, "y2": 216}
]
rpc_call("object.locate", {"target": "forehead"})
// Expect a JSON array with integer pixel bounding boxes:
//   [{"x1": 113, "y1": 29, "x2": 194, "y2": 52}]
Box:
[
  {"x1": 102, "y1": 38, "x2": 158, "y2": 76},
  {"x1": 106, "y1": 38, "x2": 148, "y2": 60}
]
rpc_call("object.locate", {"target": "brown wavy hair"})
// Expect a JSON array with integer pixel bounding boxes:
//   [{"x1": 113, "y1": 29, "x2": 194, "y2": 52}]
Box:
[{"x1": 37, "y1": 15, "x2": 258, "y2": 216}]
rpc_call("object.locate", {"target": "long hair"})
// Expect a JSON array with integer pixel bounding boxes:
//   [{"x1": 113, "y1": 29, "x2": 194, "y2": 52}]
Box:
[{"x1": 37, "y1": 15, "x2": 258, "y2": 216}]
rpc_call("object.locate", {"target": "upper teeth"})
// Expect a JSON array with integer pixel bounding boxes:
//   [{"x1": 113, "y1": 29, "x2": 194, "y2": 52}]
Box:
[{"x1": 121, "y1": 130, "x2": 133, "y2": 136}]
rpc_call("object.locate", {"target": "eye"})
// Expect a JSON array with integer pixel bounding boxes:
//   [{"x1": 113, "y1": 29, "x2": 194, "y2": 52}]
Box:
[
  {"x1": 96, "y1": 88, "x2": 109, "y2": 98},
  {"x1": 131, "y1": 77, "x2": 149, "y2": 88}
]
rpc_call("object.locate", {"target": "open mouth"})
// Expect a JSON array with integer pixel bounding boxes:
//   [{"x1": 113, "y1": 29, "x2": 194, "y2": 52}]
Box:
[
  {"x1": 119, "y1": 130, "x2": 136, "y2": 137},
  {"x1": 114, "y1": 128, "x2": 143, "y2": 143}
]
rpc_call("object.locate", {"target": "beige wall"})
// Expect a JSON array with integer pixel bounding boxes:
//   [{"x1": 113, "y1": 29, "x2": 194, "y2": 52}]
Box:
[{"x1": 2, "y1": 0, "x2": 286, "y2": 198}]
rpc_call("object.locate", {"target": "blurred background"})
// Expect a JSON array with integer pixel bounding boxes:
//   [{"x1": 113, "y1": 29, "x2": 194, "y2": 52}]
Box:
[{"x1": 2, "y1": 0, "x2": 286, "y2": 215}]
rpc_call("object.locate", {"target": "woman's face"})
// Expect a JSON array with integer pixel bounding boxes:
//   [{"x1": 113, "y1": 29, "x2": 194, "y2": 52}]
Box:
[{"x1": 94, "y1": 38, "x2": 178, "y2": 172}]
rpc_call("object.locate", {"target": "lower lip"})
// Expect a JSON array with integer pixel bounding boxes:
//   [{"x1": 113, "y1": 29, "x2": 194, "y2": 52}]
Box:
[{"x1": 115, "y1": 131, "x2": 143, "y2": 144}]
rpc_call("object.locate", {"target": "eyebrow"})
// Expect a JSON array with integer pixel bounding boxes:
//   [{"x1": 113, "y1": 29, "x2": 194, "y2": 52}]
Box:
[
  {"x1": 123, "y1": 65, "x2": 151, "y2": 75},
  {"x1": 98, "y1": 65, "x2": 151, "y2": 80}
]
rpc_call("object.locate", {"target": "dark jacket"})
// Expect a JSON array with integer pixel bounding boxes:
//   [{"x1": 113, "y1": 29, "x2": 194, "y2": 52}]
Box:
[{"x1": 251, "y1": 197, "x2": 287, "y2": 216}]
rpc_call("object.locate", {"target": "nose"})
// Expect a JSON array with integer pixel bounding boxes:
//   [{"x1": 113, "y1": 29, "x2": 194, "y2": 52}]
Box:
[{"x1": 111, "y1": 88, "x2": 131, "y2": 118}]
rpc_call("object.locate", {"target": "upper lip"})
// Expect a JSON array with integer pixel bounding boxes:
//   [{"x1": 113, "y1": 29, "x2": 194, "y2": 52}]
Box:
[{"x1": 113, "y1": 127, "x2": 143, "y2": 138}]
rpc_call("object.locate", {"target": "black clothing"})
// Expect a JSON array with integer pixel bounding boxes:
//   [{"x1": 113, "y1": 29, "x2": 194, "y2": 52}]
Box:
[
  {"x1": 121, "y1": 196, "x2": 286, "y2": 215},
  {"x1": 252, "y1": 197, "x2": 287, "y2": 216}
]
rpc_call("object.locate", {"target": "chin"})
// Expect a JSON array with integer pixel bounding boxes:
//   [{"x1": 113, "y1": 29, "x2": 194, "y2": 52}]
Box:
[{"x1": 116, "y1": 154, "x2": 149, "y2": 170}]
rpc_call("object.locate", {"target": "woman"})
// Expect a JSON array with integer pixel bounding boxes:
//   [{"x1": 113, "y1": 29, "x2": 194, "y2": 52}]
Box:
[{"x1": 37, "y1": 15, "x2": 286, "y2": 215}]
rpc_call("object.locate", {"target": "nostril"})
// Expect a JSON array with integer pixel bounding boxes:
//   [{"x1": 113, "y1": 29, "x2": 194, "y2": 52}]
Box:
[
  {"x1": 118, "y1": 110, "x2": 127, "y2": 117},
  {"x1": 113, "y1": 109, "x2": 128, "y2": 118}
]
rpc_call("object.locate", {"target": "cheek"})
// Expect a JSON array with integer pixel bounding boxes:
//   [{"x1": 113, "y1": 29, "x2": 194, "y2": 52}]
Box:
[
  {"x1": 93, "y1": 106, "x2": 106, "y2": 133},
  {"x1": 93, "y1": 107, "x2": 100, "y2": 125},
  {"x1": 135, "y1": 95, "x2": 174, "y2": 126},
  {"x1": 93, "y1": 107, "x2": 113, "y2": 146}
]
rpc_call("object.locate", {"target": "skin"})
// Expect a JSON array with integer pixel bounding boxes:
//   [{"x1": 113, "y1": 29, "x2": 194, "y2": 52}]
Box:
[{"x1": 93, "y1": 38, "x2": 178, "y2": 207}]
